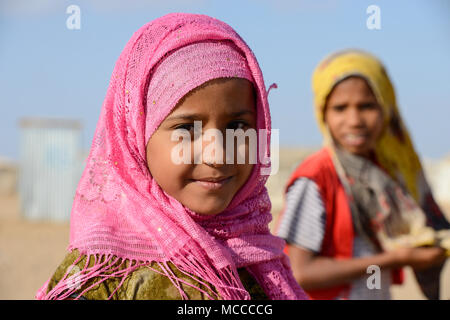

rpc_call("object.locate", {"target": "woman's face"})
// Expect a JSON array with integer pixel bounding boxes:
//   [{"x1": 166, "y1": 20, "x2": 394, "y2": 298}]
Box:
[
  {"x1": 324, "y1": 76, "x2": 384, "y2": 157},
  {"x1": 146, "y1": 78, "x2": 256, "y2": 216}
]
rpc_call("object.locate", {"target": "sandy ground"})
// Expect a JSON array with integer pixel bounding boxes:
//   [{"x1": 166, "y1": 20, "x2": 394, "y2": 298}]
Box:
[
  {"x1": 0, "y1": 194, "x2": 69, "y2": 299},
  {"x1": 0, "y1": 193, "x2": 449, "y2": 300}
]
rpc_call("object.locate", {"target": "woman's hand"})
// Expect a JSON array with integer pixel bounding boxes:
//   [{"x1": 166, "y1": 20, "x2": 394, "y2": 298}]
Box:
[
  {"x1": 287, "y1": 244, "x2": 448, "y2": 290},
  {"x1": 390, "y1": 246, "x2": 447, "y2": 271}
]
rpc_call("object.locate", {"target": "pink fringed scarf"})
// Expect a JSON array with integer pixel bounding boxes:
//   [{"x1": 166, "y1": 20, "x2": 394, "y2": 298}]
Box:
[{"x1": 36, "y1": 13, "x2": 307, "y2": 300}]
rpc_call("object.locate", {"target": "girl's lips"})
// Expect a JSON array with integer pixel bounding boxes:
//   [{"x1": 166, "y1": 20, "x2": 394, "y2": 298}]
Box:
[
  {"x1": 193, "y1": 176, "x2": 233, "y2": 190},
  {"x1": 342, "y1": 133, "x2": 368, "y2": 147}
]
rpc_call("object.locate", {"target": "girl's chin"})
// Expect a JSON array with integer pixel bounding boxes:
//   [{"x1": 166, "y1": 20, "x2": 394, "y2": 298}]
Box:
[
  {"x1": 336, "y1": 139, "x2": 374, "y2": 157},
  {"x1": 343, "y1": 145, "x2": 373, "y2": 157},
  {"x1": 188, "y1": 206, "x2": 227, "y2": 216},
  {"x1": 183, "y1": 197, "x2": 232, "y2": 216},
  {"x1": 177, "y1": 182, "x2": 237, "y2": 216}
]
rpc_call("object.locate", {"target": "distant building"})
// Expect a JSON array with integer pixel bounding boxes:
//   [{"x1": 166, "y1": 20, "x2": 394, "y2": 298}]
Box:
[{"x1": 18, "y1": 117, "x2": 84, "y2": 222}]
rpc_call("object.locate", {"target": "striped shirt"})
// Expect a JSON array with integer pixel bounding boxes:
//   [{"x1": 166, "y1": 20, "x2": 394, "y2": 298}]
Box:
[{"x1": 277, "y1": 178, "x2": 391, "y2": 300}]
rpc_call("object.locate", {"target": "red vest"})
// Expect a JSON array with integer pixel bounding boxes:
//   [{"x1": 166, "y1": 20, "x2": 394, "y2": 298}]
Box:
[{"x1": 280, "y1": 147, "x2": 403, "y2": 300}]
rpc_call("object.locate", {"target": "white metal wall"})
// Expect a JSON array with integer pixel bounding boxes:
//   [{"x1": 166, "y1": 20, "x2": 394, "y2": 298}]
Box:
[{"x1": 19, "y1": 120, "x2": 83, "y2": 222}]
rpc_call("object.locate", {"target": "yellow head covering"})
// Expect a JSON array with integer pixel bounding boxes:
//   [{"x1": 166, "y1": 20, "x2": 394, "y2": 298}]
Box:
[{"x1": 312, "y1": 49, "x2": 423, "y2": 201}]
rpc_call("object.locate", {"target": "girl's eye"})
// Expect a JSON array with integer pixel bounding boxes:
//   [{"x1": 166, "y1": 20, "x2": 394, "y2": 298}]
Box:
[
  {"x1": 360, "y1": 103, "x2": 378, "y2": 110},
  {"x1": 227, "y1": 120, "x2": 249, "y2": 130},
  {"x1": 174, "y1": 123, "x2": 194, "y2": 131},
  {"x1": 332, "y1": 105, "x2": 346, "y2": 112}
]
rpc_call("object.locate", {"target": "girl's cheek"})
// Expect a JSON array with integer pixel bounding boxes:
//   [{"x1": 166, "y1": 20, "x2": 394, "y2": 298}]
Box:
[
  {"x1": 325, "y1": 113, "x2": 340, "y2": 140},
  {"x1": 372, "y1": 119, "x2": 385, "y2": 144},
  {"x1": 367, "y1": 111, "x2": 383, "y2": 138}
]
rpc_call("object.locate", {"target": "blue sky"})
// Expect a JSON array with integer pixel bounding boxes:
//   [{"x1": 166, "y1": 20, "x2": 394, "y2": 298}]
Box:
[{"x1": 1, "y1": 0, "x2": 449, "y2": 160}]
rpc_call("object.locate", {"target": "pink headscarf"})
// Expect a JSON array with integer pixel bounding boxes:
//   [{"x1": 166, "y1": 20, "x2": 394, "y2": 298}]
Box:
[
  {"x1": 37, "y1": 13, "x2": 307, "y2": 300},
  {"x1": 144, "y1": 40, "x2": 254, "y2": 144}
]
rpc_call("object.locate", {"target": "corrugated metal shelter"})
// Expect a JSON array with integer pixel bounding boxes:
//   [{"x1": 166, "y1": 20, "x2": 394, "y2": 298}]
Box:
[{"x1": 18, "y1": 117, "x2": 84, "y2": 222}]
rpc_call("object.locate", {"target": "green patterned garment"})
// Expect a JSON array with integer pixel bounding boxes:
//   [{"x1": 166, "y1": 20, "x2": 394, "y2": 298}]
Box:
[{"x1": 46, "y1": 250, "x2": 268, "y2": 300}]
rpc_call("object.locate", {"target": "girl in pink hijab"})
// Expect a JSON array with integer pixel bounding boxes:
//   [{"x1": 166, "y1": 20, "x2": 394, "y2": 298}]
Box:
[{"x1": 36, "y1": 13, "x2": 307, "y2": 300}]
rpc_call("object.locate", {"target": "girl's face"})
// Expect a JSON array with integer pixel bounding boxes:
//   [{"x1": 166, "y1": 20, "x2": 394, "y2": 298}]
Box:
[
  {"x1": 146, "y1": 78, "x2": 256, "y2": 216},
  {"x1": 324, "y1": 76, "x2": 384, "y2": 158}
]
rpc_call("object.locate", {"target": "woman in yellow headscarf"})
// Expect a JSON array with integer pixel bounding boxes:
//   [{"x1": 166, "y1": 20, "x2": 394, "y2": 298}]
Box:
[{"x1": 277, "y1": 49, "x2": 450, "y2": 300}]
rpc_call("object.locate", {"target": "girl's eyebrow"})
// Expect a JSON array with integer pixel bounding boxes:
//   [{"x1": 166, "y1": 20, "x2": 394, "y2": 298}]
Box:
[
  {"x1": 165, "y1": 113, "x2": 204, "y2": 121},
  {"x1": 166, "y1": 110, "x2": 255, "y2": 121},
  {"x1": 229, "y1": 110, "x2": 255, "y2": 117},
  {"x1": 330, "y1": 103, "x2": 347, "y2": 109}
]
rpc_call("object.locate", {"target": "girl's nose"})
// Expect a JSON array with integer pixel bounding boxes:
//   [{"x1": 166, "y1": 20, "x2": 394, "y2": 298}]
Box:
[
  {"x1": 201, "y1": 130, "x2": 226, "y2": 167},
  {"x1": 347, "y1": 106, "x2": 364, "y2": 127},
  {"x1": 203, "y1": 151, "x2": 226, "y2": 168}
]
